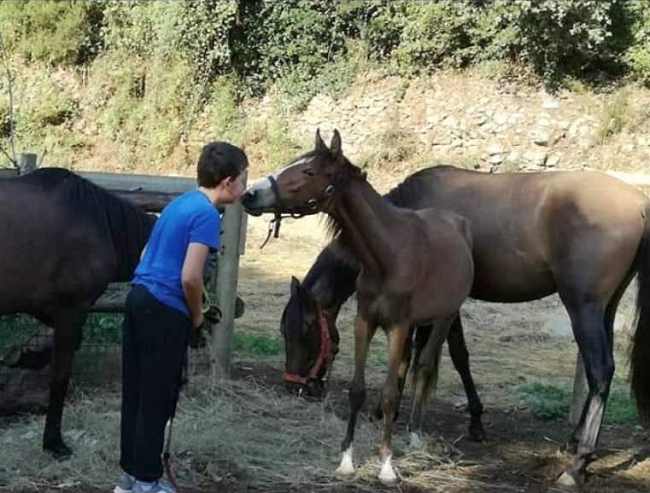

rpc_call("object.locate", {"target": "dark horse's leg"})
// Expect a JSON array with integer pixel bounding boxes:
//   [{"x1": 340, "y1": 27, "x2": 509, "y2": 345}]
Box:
[
  {"x1": 447, "y1": 315, "x2": 485, "y2": 441},
  {"x1": 335, "y1": 314, "x2": 376, "y2": 478},
  {"x1": 43, "y1": 307, "x2": 87, "y2": 459},
  {"x1": 557, "y1": 300, "x2": 613, "y2": 487}
]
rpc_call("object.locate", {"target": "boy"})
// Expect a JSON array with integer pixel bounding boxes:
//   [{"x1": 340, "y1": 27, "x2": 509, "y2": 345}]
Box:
[{"x1": 114, "y1": 142, "x2": 248, "y2": 493}]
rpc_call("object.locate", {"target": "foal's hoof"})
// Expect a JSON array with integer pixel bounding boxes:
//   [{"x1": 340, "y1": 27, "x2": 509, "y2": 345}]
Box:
[
  {"x1": 378, "y1": 465, "x2": 398, "y2": 486},
  {"x1": 335, "y1": 448, "x2": 355, "y2": 478},
  {"x1": 43, "y1": 441, "x2": 72, "y2": 461},
  {"x1": 557, "y1": 470, "x2": 583, "y2": 489}
]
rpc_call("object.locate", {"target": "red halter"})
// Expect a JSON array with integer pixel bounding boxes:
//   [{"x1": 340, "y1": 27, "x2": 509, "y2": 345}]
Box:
[{"x1": 283, "y1": 304, "x2": 336, "y2": 386}]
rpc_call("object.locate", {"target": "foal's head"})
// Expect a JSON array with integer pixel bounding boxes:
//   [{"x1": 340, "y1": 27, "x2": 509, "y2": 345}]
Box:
[{"x1": 241, "y1": 129, "x2": 364, "y2": 216}]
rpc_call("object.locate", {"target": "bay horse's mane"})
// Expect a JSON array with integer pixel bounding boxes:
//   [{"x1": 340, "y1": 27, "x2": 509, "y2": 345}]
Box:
[{"x1": 20, "y1": 168, "x2": 155, "y2": 280}]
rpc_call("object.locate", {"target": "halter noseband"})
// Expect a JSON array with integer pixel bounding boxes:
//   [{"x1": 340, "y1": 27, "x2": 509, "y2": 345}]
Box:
[{"x1": 260, "y1": 175, "x2": 335, "y2": 249}]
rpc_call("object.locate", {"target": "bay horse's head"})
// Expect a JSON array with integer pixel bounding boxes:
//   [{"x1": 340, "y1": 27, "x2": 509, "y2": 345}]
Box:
[
  {"x1": 241, "y1": 129, "x2": 363, "y2": 216},
  {"x1": 280, "y1": 276, "x2": 335, "y2": 398}
]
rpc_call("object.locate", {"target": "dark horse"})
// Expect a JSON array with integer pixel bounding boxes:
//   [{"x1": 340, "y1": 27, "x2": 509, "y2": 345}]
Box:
[
  {"x1": 242, "y1": 132, "x2": 650, "y2": 487},
  {"x1": 244, "y1": 130, "x2": 475, "y2": 484},
  {"x1": 0, "y1": 168, "x2": 155, "y2": 458}
]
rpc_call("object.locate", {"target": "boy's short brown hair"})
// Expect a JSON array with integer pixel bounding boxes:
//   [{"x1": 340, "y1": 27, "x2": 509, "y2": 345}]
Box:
[{"x1": 197, "y1": 142, "x2": 248, "y2": 188}]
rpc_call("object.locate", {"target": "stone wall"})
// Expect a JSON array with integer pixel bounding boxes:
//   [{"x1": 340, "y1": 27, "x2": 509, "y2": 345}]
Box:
[{"x1": 253, "y1": 71, "x2": 650, "y2": 173}]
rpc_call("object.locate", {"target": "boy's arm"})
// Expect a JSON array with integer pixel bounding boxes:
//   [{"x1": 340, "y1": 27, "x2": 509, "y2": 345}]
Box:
[{"x1": 182, "y1": 242, "x2": 210, "y2": 328}]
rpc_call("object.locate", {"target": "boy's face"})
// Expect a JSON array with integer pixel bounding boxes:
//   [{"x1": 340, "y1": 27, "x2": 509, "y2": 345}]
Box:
[{"x1": 220, "y1": 172, "x2": 247, "y2": 204}]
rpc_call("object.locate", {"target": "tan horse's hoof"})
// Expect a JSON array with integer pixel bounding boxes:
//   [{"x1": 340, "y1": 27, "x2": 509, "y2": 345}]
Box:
[{"x1": 557, "y1": 470, "x2": 580, "y2": 489}]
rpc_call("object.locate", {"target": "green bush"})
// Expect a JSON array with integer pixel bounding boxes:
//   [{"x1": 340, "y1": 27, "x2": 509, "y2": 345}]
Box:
[{"x1": 0, "y1": 1, "x2": 104, "y2": 65}]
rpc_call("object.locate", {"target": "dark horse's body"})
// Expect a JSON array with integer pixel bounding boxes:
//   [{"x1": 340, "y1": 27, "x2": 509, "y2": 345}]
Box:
[
  {"x1": 248, "y1": 162, "x2": 650, "y2": 487},
  {"x1": 0, "y1": 168, "x2": 155, "y2": 458}
]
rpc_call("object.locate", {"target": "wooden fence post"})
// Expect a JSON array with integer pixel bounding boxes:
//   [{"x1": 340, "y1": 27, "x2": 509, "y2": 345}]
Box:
[
  {"x1": 19, "y1": 153, "x2": 37, "y2": 175},
  {"x1": 211, "y1": 172, "x2": 247, "y2": 378}
]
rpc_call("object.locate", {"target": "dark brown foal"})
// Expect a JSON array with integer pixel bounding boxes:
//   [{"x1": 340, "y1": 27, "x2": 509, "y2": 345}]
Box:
[{"x1": 244, "y1": 129, "x2": 474, "y2": 484}]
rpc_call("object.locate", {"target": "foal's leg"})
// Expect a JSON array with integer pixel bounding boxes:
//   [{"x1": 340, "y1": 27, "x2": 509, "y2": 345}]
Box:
[
  {"x1": 43, "y1": 308, "x2": 87, "y2": 459},
  {"x1": 408, "y1": 318, "x2": 453, "y2": 450},
  {"x1": 379, "y1": 323, "x2": 410, "y2": 485},
  {"x1": 335, "y1": 314, "x2": 376, "y2": 477},
  {"x1": 373, "y1": 325, "x2": 414, "y2": 422},
  {"x1": 447, "y1": 315, "x2": 486, "y2": 441},
  {"x1": 557, "y1": 301, "x2": 613, "y2": 487}
]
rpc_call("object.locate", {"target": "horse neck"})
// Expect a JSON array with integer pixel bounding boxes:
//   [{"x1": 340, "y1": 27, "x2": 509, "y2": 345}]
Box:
[
  {"x1": 330, "y1": 178, "x2": 401, "y2": 274},
  {"x1": 304, "y1": 249, "x2": 359, "y2": 310}
]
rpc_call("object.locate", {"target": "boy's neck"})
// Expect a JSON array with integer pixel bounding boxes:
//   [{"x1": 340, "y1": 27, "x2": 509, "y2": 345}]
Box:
[{"x1": 198, "y1": 186, "x2": 220, "y2": 206}]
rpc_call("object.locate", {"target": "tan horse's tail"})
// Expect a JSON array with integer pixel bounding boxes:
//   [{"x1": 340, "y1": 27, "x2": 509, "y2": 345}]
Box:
[{"x1": 631, "y1": 204, "x2": 650, "y2": 425}]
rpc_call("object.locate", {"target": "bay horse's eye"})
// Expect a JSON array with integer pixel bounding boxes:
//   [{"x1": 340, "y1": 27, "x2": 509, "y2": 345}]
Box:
[{"x1": 303, "y1": 169, "x2": 315, "y2": 177}]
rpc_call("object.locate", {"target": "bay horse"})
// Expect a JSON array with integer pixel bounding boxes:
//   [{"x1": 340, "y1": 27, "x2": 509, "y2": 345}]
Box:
[
  {"x1": 242, "y1": 131, "x2": 650, "y2": 487},
  {"x1": 243, "y1": 129, "x2": 475, "y2": 485},
  {"x1": 0, "y1": 168, "x2": 155, "y2": 458}
]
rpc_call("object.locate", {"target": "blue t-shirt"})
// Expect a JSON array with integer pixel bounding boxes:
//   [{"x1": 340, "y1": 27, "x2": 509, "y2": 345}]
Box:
[{"x1": 133, "y1": 190, "x2": 221, "y2": 316}]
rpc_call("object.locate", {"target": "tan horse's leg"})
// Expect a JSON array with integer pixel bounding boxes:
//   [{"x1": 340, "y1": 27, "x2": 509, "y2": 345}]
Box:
[{"x1": 335, "y1": 313, "x2": 376, "y2": 478}]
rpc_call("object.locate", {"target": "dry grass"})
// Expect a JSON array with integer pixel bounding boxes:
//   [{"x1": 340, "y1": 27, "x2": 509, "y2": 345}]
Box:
[{"x1": 0, "y1": 374, "x2": 466, "y2": 492}]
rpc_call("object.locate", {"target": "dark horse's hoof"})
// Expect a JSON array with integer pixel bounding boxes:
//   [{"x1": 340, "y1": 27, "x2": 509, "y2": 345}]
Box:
[
  {"x1": 469, "y1": 422, "x2": 487, "y2": 442},
  {"x1": 43, "y1": 440, "x2": 72, "y2": 460}
]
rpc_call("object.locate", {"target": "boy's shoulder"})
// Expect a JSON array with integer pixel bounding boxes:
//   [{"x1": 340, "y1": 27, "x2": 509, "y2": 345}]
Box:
[{"x1": 163, "y1": 190, "x2": 218, "y2": 219}]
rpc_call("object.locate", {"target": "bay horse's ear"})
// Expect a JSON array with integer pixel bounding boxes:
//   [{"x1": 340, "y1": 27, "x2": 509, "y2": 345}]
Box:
[
  {"x1": 330, "y1": 129, "x2": 342, "y2": 158},
  {"x1": 315, "y1": 128, "x2": 328, "y2": 153}
]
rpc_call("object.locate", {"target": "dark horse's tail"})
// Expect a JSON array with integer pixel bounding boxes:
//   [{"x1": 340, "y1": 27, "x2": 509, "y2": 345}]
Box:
[{"x1": 631, "y1": 203, "x2": 650, "y2": 425}]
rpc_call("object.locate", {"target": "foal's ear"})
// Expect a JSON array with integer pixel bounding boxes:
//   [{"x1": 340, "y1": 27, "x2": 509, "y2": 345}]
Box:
[
  {"x1": 330, "y1": 129, "x2": 342, "y2": 158},
  {"x1": 315, "y1": 128, "x2": 328, "y2": 153}
]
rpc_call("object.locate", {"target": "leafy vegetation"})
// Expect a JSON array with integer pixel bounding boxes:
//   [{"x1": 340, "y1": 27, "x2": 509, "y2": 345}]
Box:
[
  {"x1": 3, "y1": 2, "x2": 650, "y2": 170},
  {"x1": 518, "y1": 381, "x2": 639, "y2": 425}
]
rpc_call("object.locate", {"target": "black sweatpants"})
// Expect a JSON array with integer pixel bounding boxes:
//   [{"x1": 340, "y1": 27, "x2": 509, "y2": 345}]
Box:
[{"x1": 120, "y1": 284, "x2": 190, "y2": 482}]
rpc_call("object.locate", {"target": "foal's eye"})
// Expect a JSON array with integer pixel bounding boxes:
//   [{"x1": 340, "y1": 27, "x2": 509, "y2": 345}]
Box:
[{"x1": 303, "y1": 169, "x2": 315, "y2": 177}]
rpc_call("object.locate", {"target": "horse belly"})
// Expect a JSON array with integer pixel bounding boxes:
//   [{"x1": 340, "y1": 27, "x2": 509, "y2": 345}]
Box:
[{"x1": 470, "y1": 259, "x2": 556, "y2": 302}]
